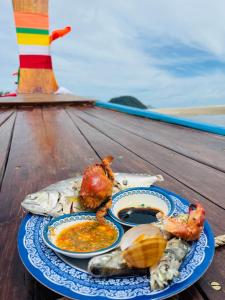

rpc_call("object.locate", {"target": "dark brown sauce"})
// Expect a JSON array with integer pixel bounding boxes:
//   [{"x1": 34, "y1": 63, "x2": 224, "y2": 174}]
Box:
[{"x1": 118, "y1": 207, "x2": 162, "y2": 224}]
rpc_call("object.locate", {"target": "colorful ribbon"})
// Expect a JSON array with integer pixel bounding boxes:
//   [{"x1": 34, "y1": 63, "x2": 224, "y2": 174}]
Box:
[
  {"x1": 19, "y1": 55, "x2": 52, "y2": 69},
  {"x1": 14, "y1": 12, "x2": 52, "y2": 70},
  {"x1": 14, "y1": 12, "x2": 71, "y2": 71},
  {"x1": 50, "y1": 26, "x2": 71, "y2": 43},
  {"x1": 14, "y1": 12, "x2": 49, "y2": 30}
]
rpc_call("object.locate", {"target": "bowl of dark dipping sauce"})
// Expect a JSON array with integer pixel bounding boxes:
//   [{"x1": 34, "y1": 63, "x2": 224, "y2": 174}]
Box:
[{"x1": 109, "y1": 186, "x2": 175, "y2": 227}]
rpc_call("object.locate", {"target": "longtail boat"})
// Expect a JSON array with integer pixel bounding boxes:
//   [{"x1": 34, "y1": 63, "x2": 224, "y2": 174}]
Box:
[{"x1": 0, "y1": 1, "x2": 225, "y2": 300}]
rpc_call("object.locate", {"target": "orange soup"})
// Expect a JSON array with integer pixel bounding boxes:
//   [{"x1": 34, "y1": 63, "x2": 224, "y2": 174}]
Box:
[{"x1": 55, "y1": 221, "x2": 118, "y2": 252}]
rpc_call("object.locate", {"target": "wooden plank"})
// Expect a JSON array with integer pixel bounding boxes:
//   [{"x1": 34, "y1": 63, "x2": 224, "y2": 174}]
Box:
[
  {"x1": 0, "y1": 110, "x2": 15, "y2": 126},
  {"x1": 67, "y1": 107, "x2": 225, "y2": 300},
  {"x1": 0, "y1": 112, "x2": 16, "y2": 185},
  {"x1": 71, "y1": 107, "x2": 225, "y2": 209},
  {"x1": 197, "y1": 248, "x2": 225, "y2": 300},
  {"x1": 170, "y1": 285, "x2": 205, "y2": 299},
  {"x1": 0, "y1": 94, "x2": 95, "y2": 107},
  {"x1": 53, "y1": 289, "x2": 206, "y2": 300},
  {"x1": 0, "y1": 109, "x2": 10, "y2": 115},
  {"x1": 0, "y1": 107, "x2": 99, "y2": 299},
  {"x1": 84, "y1": 106, "x2": 225, "y2": 172},
  {"x1": 0, "y1": 110, "x2": 4, "y2": 114}
]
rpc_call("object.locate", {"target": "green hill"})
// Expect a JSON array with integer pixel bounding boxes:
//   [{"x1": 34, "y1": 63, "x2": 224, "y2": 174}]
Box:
[{"x1": 109, "y1": 96, "x2": 149, "y2": 109}]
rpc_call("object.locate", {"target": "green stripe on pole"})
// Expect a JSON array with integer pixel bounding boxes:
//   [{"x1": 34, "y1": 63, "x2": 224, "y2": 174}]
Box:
[{"x1": 16, "y1": 28, "x2": 49, "y2": 35}]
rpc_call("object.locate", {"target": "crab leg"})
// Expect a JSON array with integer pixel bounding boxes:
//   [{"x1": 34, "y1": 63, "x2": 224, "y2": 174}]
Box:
[
  {"x1": 102, "y1": 156, "x2": 114, "y2": 181},
  {"x1": 96, "y1": 198, "x2": 112, "y2": 223},
  {"x1": 159, "y1": 203, "x2": 205, "y2": 241}
]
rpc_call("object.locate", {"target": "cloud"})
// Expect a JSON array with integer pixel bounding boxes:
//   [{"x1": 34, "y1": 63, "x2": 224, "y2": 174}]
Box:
[{"x1": 1, "y1": 0, "x2": 225, "y2": 107}]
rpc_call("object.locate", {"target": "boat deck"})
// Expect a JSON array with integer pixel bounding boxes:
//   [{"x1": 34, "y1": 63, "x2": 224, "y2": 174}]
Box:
[{"x1": 0, "y1": 104, "x2": 225, "y2": 300}]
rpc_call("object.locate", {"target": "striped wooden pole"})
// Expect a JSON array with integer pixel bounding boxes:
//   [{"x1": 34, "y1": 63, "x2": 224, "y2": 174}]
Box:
[{"x1": 12, "y1": 0, "x2": 59, "y2": 94}]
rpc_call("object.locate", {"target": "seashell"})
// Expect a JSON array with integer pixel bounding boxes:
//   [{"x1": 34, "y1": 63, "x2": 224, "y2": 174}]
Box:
[
  {"x1": 122, "y1": 235, "x2": 167, "y2": 268},
  {"x1": 120, "y1": 223, "x2": 163, "y2": 251}
]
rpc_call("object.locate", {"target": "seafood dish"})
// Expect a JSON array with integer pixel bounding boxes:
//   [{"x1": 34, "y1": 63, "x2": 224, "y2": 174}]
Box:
[
  {"x1": 88, "y1": 237, "x2": 190, "y2": 289},
  {"x1": 21, "y1": 156, "x2": 164, "y2": 220},
  {"x1": 88, "y1": 202, "x2": 205, "y2": 291},
  {"x1": 20, "y1": 155, "x2": 206, "y2": 293}
]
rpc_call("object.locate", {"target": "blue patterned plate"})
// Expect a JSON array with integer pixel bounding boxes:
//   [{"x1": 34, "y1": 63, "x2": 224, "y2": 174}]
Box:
[{"x1": 18, "y1": 186, "x2": 215, "y2": 300}]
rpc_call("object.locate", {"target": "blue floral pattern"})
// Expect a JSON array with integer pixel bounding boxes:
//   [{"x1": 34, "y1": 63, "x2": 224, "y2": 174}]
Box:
[{"x1": 19, "y1": 188, "x2": 214, "y2": 300}]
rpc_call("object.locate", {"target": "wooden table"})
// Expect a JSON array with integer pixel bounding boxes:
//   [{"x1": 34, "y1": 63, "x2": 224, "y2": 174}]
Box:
[{"x1": 0, "y1": 104, "x2": 225, "y2": 300}]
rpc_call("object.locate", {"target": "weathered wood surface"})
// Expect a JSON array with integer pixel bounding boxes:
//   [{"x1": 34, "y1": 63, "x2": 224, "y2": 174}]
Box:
[
  {"x1": 82, "y1": 106, "x2": 225, "y2": 172},
  {"x1": 0, "y1": 105, "x2": 224, "y2": 300},
  {"x1": 0, "y1": 111, "x2": 16, "y2": 185},
  {"x1": 0, "y1": 94, "x2": 95, "y2": 107}
]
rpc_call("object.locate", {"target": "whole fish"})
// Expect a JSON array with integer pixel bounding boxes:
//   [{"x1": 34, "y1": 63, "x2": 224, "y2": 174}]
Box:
[{"x1": 21, "y1": 173, "x2": 163, "y2": 217}]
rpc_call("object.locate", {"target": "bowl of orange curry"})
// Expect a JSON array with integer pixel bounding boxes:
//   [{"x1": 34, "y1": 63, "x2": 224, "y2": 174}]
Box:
[{"x1": 42, "y1": 212, "x2": 124, "y2": 258}]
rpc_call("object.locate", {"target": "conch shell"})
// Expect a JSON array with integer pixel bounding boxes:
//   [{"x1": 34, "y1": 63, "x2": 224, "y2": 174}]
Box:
[{"x1": 121, "y1": 224, "x2": 167, "y2": 269}]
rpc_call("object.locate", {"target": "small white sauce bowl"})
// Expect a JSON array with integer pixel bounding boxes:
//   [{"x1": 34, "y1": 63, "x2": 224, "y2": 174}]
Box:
[
  {"x1": 109, "y1": 186, "x2": 175, "y2": 227},
  {"x1": 42, "y1": 212, "x2": 124, "y2": 259}
]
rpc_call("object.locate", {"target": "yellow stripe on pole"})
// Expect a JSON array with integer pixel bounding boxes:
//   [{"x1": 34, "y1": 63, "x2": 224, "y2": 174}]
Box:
[{"x1": 17, "y1": 33, "x2": 50, "y2": 46}]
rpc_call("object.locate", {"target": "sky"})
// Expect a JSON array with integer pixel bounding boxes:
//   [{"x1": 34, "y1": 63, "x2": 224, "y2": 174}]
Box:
[{"x1": 1, "y1": 0, "x2": 225, "y2": 108}]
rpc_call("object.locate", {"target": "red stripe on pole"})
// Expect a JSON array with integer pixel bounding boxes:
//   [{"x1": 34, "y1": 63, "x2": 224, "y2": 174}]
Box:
[{"x1": 19, "y1": 55, "x2": 53, "y2": 69}]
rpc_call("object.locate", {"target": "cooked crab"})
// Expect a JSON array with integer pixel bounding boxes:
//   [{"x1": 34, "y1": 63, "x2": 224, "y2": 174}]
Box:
[
  {"x1": 79, "y1": 156, "x2": 114, "y2": 223},
  {"x1": 158, "y1": 203, "x2": 205, "y2": 241}
]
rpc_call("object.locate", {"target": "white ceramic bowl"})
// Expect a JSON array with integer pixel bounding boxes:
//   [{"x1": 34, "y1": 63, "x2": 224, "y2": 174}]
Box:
[
  {"x1": 42, "y1": 212, "x2": 124, "y2": 258},
  {"x1": 109, "y1": 186, "x2": 175, "y2": 227}
]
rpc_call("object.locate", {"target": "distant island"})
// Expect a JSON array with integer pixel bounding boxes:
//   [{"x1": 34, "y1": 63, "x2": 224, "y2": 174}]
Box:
[{"x1": 109, "y1": 96, "x2": 152, "y2": 109}]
